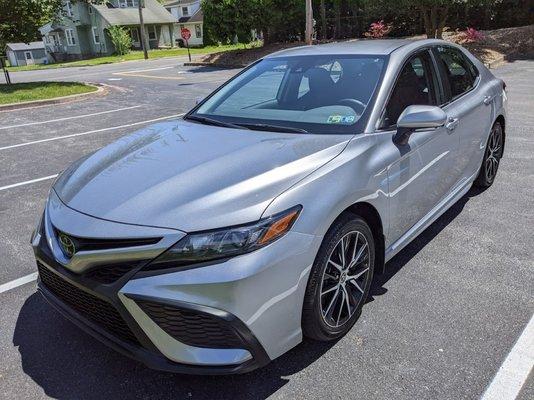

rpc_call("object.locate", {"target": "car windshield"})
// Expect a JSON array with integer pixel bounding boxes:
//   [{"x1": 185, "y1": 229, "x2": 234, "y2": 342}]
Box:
[{"x1": 190, "y1": 55, "x2": 387, "y2": 135}]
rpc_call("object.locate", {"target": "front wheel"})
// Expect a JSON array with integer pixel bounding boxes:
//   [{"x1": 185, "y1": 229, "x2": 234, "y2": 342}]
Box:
[
  {"x1": 302, "y1": 214, "x2": 375, "y2": 341},
  {"x1": 474, "y1": 121, "x2": 504, "y2": 188}
]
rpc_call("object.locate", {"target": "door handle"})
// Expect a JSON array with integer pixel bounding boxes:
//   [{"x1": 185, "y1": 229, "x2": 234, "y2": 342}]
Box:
[
  {"x1": 446, "y1": 117, "x2": 459, "y2": 131},
  {"x1": 483, "y1": 95, "x2": 495, "y2": 105}
]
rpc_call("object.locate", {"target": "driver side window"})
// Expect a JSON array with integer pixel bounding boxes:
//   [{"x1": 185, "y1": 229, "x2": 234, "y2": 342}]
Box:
[{"x1": 381, "y1": 51, "x2": 438, "y2": 128}]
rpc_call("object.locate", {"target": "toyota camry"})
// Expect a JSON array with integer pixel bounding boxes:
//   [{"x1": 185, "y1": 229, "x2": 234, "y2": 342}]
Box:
[{"x1": 32, "y1": 39, "x2": 506, "y2": 374}]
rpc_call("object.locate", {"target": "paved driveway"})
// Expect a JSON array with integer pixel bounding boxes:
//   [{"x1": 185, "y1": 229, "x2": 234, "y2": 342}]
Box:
[{"x1": 0, "y1": 58, "x2": 532, "y2": 400}]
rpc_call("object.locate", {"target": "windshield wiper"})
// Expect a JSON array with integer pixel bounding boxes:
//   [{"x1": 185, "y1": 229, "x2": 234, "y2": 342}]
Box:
[
  {"x1": 184, "y1": 115, "x2": 247, "y2": 130},
  {"x1": 236, "y1": 123, "x2": 310, "y2": 134}
]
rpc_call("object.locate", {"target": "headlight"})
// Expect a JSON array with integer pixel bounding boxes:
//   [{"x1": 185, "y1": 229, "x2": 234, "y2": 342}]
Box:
[{"x1": 143, "y1": 205, "x2": 302, "y2": 271}]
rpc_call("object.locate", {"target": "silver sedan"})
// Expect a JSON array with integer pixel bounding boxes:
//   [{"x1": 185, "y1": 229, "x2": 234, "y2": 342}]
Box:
[{"x1": 33, "y1": 39, "x2": 506, "y2": 374}]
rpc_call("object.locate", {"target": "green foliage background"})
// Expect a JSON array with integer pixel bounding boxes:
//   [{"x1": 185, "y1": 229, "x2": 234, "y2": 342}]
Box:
[
  {"x1": 107, "y1": 25, "x2": 133, "y2": 56},
  {"x1": 0, "y1": 0, "x2": 62, "y2": 49}
]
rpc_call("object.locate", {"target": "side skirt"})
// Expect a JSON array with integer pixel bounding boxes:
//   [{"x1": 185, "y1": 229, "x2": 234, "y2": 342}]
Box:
[{"x1": 384, "y1": 171, "x2": 477, "y2": 263}]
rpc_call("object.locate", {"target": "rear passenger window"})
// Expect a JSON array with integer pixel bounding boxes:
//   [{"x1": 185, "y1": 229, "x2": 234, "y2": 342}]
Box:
[
  {"x1": 436, "y1": 46, "x2": 478, "y2": 101},
  {"x1": 381, "y1": 51, "x2": 438, "y2": 128}
]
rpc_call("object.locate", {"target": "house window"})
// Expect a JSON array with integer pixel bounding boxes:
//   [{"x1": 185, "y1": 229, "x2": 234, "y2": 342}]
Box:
[
  {"x1": 88, "y1": 6, "x2": 93, "y2": 14},
  {"x1": 92, "y1": 27, "x2": 100, "y2": 44},
  {"x1": 120, "y1": 0, "x2": 138, "y2": 7},
  {"x1": 195, "y1": 24, "x2": 202, "y2": 38},
  {"x1": 65, "y1": 29, "x2": 76, "y2": 46},
  {"x1": 130, "y1": 28, "x2": 140, "y2": 43},
  {"x1": 182, "y1": 7, "x2": 189, "y2": 16},
  {"x1": 65, "y1": 1, "x2": 73, "y2": 17},
  {"x1": 147, "y1": 26, "x2": 157, "y2": 40}
]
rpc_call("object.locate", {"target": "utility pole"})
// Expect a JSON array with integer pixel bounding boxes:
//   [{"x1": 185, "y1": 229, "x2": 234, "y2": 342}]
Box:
[
  {"x1": 0, "y1": 56, "x2": 11, "y2": 85},
  {"x1": 138, "y1": 0, "x2": 149, "y2": 59},
  {"x1": 305, "y1": 0, "x2": 313, "y2": 45}
]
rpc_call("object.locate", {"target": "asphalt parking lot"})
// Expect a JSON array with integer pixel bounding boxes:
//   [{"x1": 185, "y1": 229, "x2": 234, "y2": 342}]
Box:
[{"x1": 0, "y1": 57, "x2": 532, "y2": 400}]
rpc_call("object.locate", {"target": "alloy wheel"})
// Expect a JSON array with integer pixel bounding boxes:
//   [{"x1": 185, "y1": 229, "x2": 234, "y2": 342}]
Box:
[
  {"x1": 485, "y1": 124, "x2": 503, "y2": 183},
  {"x1": 320, "y1": 230, "x2": 371, "y2": 328}
]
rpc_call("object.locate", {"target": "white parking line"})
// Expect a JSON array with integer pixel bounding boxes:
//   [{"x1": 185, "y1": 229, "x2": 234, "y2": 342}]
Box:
[
  {"x1": 0, "y1": 113, "x2": 184, "y2": 151},
  {"x1": 481, "y1": 313, "x2": 534, "y2": 400},
  {"x1": 0, "y1": 105, "x2": 142, "y2": 130},
  {"x1": 0, "y1": 273, "x2": 37, "y2": 294},
  {"x1": 116, "y1": 66, "x2": 175, "y2": 74},
  {"x1": 0, "y1": 175, "x2": 58, "y2": 192}
]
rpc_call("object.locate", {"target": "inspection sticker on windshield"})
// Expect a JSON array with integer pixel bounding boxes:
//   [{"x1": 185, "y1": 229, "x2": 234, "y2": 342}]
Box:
[{"x1": 327, "y1": 115, "x2": 355, "y2": 124}]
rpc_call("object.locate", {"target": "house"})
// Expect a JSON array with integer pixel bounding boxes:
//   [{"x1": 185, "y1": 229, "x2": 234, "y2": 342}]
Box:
[
  {"x1": 164, "y1": 0, "x2": 204, "y2": 46},
  {"x1": 5, "y1": 42, "x2": 47, "y2": 66},
  {"x1": 39, "y1": 0, "x2": 177, "y2": 62}
]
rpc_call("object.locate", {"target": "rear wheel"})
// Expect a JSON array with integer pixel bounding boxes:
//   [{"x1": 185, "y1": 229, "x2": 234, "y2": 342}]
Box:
[
  {"x1": 474, "y1": 121, "x2": 503, "y2": 188},
  {"x1": 302, "y1": 214, "x2": 375, "y2": 341}
]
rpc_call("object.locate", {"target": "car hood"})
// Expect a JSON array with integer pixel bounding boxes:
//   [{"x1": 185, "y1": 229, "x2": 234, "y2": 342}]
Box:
[{"x1": 54, "y1": 119, "x2": 349, "y2": 232}]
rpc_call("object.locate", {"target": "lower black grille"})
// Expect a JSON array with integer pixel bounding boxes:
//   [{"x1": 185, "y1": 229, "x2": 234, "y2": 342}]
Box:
[
  {"x1": 84, "y1": 264, "x2": 135, "y2": 284},
  {"x1": 38, "y1": 262, "x2": 140, "y2": 346},
  {"x1": 137, "y1": 300, "x2": 244, "y2": 349}
]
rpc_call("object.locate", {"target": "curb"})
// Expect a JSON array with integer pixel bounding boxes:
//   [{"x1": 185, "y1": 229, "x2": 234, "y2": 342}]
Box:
[
  {"x1": 0, "y1": 83, "x2": 106, "y2": 112},
  {"x1": 184, "y1": 62, "x2": 246, "y2": 69}
]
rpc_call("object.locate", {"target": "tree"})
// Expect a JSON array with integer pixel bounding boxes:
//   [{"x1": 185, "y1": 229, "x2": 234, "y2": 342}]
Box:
[
  {"x1": 362, "y1": 0, "x2": 502, "y2": 39},
  {"x1": 202, "y1": 0, "x2": 305, "y2": 45},
  {"x1": 305, "y1": 0, "x2": 313, "y2": 44},
  {"x1": 107, "y1": 26, "x2": 132, "y2": 55},
  {"x1": 0, "y1": 0, "x2": 62, "y2": 49},
  {"x1": 201, "y1": 0, "x2": 259, "y2": 44}
]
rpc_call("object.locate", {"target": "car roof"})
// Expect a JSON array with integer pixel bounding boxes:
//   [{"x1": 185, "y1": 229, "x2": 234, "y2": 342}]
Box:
[{"x1": 265, "y1": 39, "x2": 415, "y2": 58}]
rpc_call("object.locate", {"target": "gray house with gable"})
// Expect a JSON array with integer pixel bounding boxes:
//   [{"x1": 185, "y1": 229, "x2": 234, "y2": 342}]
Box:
[{"x1": 40, "y1": 0, "x2": 177, "y2": 62}]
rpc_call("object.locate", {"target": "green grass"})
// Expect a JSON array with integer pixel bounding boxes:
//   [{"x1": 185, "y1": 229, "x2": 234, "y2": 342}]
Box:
[
  {"x1": 6, "y1": 43, "x2": 256, "y2": 72},
  {"x1": 0, "y1": 82, "x2": 97, "y2": 105}
]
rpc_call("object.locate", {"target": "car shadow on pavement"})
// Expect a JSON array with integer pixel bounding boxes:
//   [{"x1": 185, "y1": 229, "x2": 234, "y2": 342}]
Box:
[
  {"x1": 13, "y1": 186, "x2": 486, "y2": 400},
  {"x1": 369, "y1": 185, "x2": 488, "y2": 300},
  {"x1": 13, "y1": 293, "x2": 338, "y2": 399}
]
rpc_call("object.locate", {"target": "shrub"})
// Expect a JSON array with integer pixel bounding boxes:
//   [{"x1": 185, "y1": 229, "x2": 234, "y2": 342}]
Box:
[
  {"x1": 107, "y1": 26, "x2": 132, "y2": 55},
  {"x1": 364, "y1": 20, "x2": 393, "y2": 39},
  {"x1": 459, "y1": 27, "x2": 485, "y2": 43}
]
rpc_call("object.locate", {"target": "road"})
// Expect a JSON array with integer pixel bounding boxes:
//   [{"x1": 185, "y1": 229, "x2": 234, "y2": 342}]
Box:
[{"x1": 0, "y1": 57, "x2": 532, "y2": 400}]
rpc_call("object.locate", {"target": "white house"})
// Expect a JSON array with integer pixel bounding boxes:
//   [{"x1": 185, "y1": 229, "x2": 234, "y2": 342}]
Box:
[
  {"x1": 5, "y1": 42, "x2": 47, "y2": 66},
  {"x1": 164, "y1": 0, "x2": 204, "y2": 46}
]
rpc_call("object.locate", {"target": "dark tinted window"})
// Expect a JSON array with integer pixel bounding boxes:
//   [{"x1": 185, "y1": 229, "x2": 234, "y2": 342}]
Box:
[
  {"x1": 382, "y1": 51, "x2": 438, "y2": 128},
  {"x1": 436, "y1": 46, "x2": 478, "y2": 101}
]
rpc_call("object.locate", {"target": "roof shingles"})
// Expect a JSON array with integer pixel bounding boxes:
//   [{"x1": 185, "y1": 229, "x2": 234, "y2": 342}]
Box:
[
  {"x1": 93, "y1": 0, "x2": 177, "y2": 26},
  {"x1": 6, "y1": 42, "x2": 45, "y2": 51}
]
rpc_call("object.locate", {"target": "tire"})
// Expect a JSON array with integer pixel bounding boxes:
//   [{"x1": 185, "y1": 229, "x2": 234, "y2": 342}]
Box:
[
  {"x1": 474, "y1": 121, "x2": 504, "y2": 188},
  {"x1": 302, "y1": 213, "x2": 375, "y2": 341}
]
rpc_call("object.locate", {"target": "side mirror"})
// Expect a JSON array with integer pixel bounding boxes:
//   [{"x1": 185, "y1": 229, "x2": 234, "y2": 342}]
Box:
[{"x1": 393, "y1": 105, "x2": 447, "y2": 145}]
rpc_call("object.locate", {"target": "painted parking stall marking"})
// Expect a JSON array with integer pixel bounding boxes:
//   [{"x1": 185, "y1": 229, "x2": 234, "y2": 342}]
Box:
[
  {"x1": 481, "y1": 313, "x2": 534, "y2": 400},
  {"x1": 0, "y1": 105, "x2": 142, "y2": 130},
  {"x1": 0, "y1": 273, "x2": 38, "y2": 294},
  {"x1": 0, "y1": 113, "x2": 184, "y2": 151},
  {"x1": 0, "y1": 175, "x2": 58, "y2": 192}
]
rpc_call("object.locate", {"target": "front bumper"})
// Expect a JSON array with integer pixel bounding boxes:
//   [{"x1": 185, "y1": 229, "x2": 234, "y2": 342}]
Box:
[{"x1": 32, "y1": 192, "x2": 319, "y2": 374}]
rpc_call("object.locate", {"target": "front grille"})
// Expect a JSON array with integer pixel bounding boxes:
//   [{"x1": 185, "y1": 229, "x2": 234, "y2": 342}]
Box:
[
  {"x1": 53, "y1": 229, "x2": 161, "y2": 252},
  {"x1": 38, "y1": 262, "x2": 140, "y2": 346},
  {"x1": 137, "y1": 300, "x2": 244, "y2": 349},
  {"x1": 84, "y1": 264, "x2": 136, "y2": 284}
]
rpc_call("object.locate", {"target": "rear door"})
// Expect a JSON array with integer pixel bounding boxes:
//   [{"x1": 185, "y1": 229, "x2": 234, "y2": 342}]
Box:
[
  {"x1": 432, "y1": 45, "x2": 493, "y2": 183},
  {"x1": 382, "y1": 49, "x2": 459, "y2": 245}
]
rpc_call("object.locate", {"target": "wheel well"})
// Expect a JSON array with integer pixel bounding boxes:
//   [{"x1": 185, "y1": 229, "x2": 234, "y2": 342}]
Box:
[
  {"x1": 338, "y1": 202, "x2": 386, "y2": 275},
  {"x1": 496, "y1": 115, "x2": 506, "y2": 152}
]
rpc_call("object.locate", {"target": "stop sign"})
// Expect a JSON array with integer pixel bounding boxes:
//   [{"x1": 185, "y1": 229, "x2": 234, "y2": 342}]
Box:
[{"x1": 181, "y1": 27, "x2": 191, "y2": 41}]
